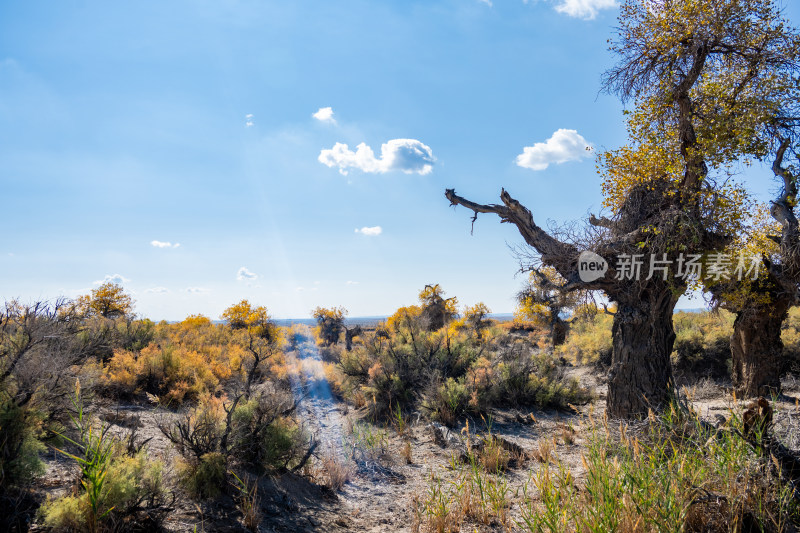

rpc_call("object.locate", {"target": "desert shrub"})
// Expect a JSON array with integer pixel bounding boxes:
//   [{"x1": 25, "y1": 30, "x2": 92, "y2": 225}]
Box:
[
  {"x1": 115, "y1": 318, "x2": 155, "y2": 353},
  {"x1": 41, "y1": 385, "x2": 167, "y2": 531},
  {"x1": 340, "y1": 292, "x2": 590, "y2": 423},
  {"x1": 490, "y1": 351, "x2": 591, "y2": 409},
  {"x1": 426, "y1": 378, "x2": 472, "y2": 426},
  {"x1": 41, "y1": 450, "x2": 166, "y2": 531},
  {"x1": 0, "y1": 299, "x2": 110, "y2": 501},
  {"x1": 158, "y1": 394, "x2": 226, "y2": 463},
  {"x1": 103, "y1": 343, "x2": 234, "y2": 404},
  {"x1": 161, "y1": 389, "x2": 309, "y2": 499},
  {"x1": 101, "y1": 312, "x2": 255, "y2": 404},
  {"x1": 176, "y1": 452, "x2": 227, "y2": 500},
  {"x1": 556, "y1": 311, "x2": 613, "y2": 365},
  {"x1": 671, "y1": 310, "x2": 733, "y2": 378},
  {"x1": 0, "y1": 400, "x2": 45, "y2": 489},
  {"x1": 229, "y1": 390, "x2": 304, "y2": 471}
]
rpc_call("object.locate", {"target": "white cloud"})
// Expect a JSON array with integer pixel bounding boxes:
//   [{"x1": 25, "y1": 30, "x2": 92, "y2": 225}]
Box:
[
  {"x1": 319, "y1": 138, "x2": 435, "y2": 175},
  {"x1": 151, "y1": 240, "x2": 180, "y2": 248},
  {"x1": 346, "y1": 280, "x2": 359, "y2": 285},
  {"x1": 186, "y1": 287, "x2": 210, "y2": 293},
  {"x1": 146, "y1": 287, "x2": 169, "y2": 294},
  {"x1": 355, "y1": 226, "x2": 382, "y2": 236},
  {"x1": 553, "y1": 0, "x2": 616, "y2": 19},
  {"x1": 516, "y1": 129, "x2": 593, "y2": 171},
  {"x1": 245, "y1": 113, "x2": 254, "y2": 127},
  {"x1": 479, "y1": 0, "x2": 493, "y2": 6},
  {"x1": 312, "y1": 106, "x2": 336, "y2": 124},
  {"x1": 94, "y1": 274, "x2": 129, "y2": 285},
  {"x1": 237, "y1": 267, "x2": 258, "y2": 281}
]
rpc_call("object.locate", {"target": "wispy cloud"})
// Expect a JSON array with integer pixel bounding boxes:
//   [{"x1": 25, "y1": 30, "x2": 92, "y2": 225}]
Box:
[
  {"x1": 151, "y1": 240, "x2": 180, "y2": 248},
  {"x1": 237, "y1": 266, "x2": 258, "y2": 281},
  {"x1": 94, "y1": 274, "x2": 129, "y2": 285},
  {"x1": 355, "y1": 226, "x2": 382, "y2": 236},
  {"x1": 245, "y1": 113, "x2": 254, "y2": 127},
  {"x1": 319, "y1": 139, "x2": 435, "y2": 175},
  {"x1": 186, "y1": 287, "x2": 210, "y2": 293},
  {"x1": 145, "y1": 286, "x2": 169, "y2": 294},
  {"x1": 516, "y1": 129, "x2": 593, "y2": 171},
  {"x1": 553, "y1": 0, "x2": 616, "y2": 19},
  {"x1": 478, "y1": 0, "x2": 493, "y2": 6},
  {"x1": 346, "y1": 280, "x2": 359, "y2": 285},
  {"x1": 312, "y1": 106, "x2": 336, "y2": 124},
  {"x1": 295, "y1": 286, "x2": 318, "y2": 292}
]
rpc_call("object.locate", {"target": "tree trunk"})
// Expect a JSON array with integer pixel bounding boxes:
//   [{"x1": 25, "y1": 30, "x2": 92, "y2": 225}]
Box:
[
  {"x1": 552, "y1": 317, "x2": 568, "y2": 347},
  {"x1": 606, "y1": 287, "x2": 678, "y2": 418},
  {"x1": 731, "y1": 300, "x2": 790, "y2": 397}
]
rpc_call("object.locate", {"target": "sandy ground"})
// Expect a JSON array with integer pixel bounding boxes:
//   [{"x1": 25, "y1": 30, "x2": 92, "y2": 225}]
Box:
[{"x1": 34, "y1": 361, "x2": 800, "y2": 532}]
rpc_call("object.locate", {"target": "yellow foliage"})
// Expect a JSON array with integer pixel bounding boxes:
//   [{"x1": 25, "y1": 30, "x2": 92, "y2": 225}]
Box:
[
  {"x1": 386, "y1": 305, "x2": 422, "y2": 332},
  {"x1": 103, "y1": 343, "x2": 235, "y2": 404},
  {"x1": 76, "y1": 282, "x2": 134, "y2": 319},
  {"x1": 221, "y1": 299, "x2": 280, "y2": 344}
]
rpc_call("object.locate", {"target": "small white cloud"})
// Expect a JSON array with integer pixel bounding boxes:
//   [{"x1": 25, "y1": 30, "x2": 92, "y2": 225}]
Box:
[
  {"x1": 94, "y1": 274, "x2": 129, "y2": 285},
  {"x1": 346, "y1": 280, "x2": 359, "y2": 285},
  {"x1": 237, "y1": 267, "x2": 258, "y2": 281},
  {"x1": 186, "y1": 287, "x2": 210, "y2": 293},
  {"x1": 245, "y1": 113, "x2": 254, "y2": 127},
  {"x1": 151, "y1": 240, "x2": 180, "y2": 248},
  {"x1": 479, "y1": 0, "x2": 493, "y2": 6},
  {"x1": 516, "y1": 129, "x2": 593, "y2": 171},
  {"x1": 355, "y1": 226, "x2": 382, "y2": 236},
  {"x1": 553, "y1": 0, "x2": 616, "y2": 19},
  {"x1": 295, "y1": 286, "x2": 305, "y2": 292},
  {"x1": 146, "y1": 287, "x2": 169, "y2": 294},
  {"x1": 312, "y1": 106, "x2": 336, "y2": 124},
  {"x1": 319, "y1": 138, "x2": 435, "y2": 175}
]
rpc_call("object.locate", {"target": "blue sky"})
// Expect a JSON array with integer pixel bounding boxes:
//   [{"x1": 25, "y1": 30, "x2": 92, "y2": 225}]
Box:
[{"x1": 2, "y1": 1, "x2": 798, "y2": 320}]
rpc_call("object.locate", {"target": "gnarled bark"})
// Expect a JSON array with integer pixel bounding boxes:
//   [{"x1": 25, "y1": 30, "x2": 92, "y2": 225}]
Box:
[
  {"x1": 607, "y1": 285, "x2": 678, "y2": 418},
  {"x1": 731, "y1": 298, "x2": 791, "y2": 397}
]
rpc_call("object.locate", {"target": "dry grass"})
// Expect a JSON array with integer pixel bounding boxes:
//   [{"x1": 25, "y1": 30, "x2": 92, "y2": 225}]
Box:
[
  {"x1": 402, "y1": 440, "x2": 413, "y2": 464},
  {"x1": 558, "y1": 421, "x2": 577, "y2": 445},
  {"x1": 230, "y1": 472, "x2": 262, "y2": 532},
  {"x1": 321, "y1": 454, "x2": 352, "y2": 491},
  {"x1": 531, "y1": 437, "x2": 554, "y2": 464}
]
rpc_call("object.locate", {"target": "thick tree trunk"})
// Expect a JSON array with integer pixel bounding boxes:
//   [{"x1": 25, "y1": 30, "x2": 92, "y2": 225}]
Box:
[
  {"x1": 731, "y1": 300, "x2": 790, "y2": 397},
  {"x1": 606, "y1": 288, "x2": 678, "y2": 418},
  {"x1": 552, "y1": 317, "x2": 568, "y2": 347}
]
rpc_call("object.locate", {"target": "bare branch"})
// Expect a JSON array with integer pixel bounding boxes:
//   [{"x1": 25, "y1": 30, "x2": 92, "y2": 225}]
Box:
[
  {"x1": 589, "y1": 214, "x2": 615, "y2": 229},
  {"x1": 446, "y1": 188, "x2": 579, "y2": 271}
]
